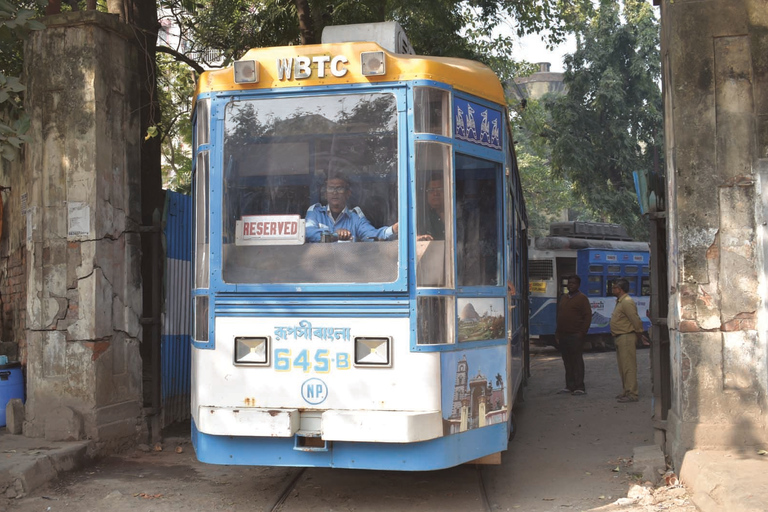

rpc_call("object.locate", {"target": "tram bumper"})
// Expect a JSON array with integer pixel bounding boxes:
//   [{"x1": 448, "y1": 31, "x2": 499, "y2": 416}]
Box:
[{"x1": 197, "y1": 406, "x2": 443, "y2": 443}]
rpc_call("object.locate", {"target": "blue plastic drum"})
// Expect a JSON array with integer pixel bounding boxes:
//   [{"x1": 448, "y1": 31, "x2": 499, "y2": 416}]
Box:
[{"x1": 0, "y1": 362, "x2": 24, "y2": 427}]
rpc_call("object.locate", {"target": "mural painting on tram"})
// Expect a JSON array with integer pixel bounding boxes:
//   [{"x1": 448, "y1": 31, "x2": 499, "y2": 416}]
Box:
[{"x1": 441, "y1": 346, "x2": 508, "y2": 435}]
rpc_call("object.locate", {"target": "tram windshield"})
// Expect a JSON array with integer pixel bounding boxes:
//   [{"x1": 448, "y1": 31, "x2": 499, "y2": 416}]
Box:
[{"x1": 220, "y1": 93, "x2": 399, "y2": 284}]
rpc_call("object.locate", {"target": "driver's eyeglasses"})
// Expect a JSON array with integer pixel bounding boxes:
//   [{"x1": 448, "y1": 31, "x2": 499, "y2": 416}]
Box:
[
  {"x1": 426, "y1": 187, "x2": 443, "y2": 193},
  {"x1": 326, "y1": 186, "x2": 348, "y2": 194}
]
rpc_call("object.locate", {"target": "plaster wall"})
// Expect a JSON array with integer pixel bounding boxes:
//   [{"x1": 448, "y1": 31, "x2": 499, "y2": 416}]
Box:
[
  {"x1": 21, "y1": 11, "x2": 143, "y2": 449},
  {"x1": 661, "y1": 0, "x2": 768, "y2": 469}
]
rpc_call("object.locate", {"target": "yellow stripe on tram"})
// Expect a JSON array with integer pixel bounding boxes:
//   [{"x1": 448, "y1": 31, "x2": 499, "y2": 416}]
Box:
[{"x1": 196, "y1": 42, "x2": 506, "y2": 105}]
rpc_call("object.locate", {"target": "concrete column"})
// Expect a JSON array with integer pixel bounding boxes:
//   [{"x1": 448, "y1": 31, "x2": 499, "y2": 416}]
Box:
[
  {"x1": 660, "y1": 0, "x2": 768, "y2": 469},
  {"x1": 22, "y1": 11, "x2": 143, "y2": 449}
]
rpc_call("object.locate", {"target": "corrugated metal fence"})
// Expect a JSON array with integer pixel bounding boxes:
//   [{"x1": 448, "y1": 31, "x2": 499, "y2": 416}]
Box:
[{"x1": 161, "y1": 191, "x2": 192, "y2": 426}]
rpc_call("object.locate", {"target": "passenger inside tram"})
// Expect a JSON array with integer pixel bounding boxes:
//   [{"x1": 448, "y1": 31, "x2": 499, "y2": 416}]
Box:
[
  {"x1": 304, "y1": 173, "x2": 399, "y2": 242},
  {"x1": 417, "y1": 173, "x2": 445, "y2": 241}
]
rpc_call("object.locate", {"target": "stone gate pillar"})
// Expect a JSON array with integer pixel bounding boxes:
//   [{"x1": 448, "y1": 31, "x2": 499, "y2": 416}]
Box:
[
  {"x1": 22, "y1": 11, "x2": 143, "y2": 448},
  {"x1": 660, "y1": 0, "x2": 768, "y2": 468}
]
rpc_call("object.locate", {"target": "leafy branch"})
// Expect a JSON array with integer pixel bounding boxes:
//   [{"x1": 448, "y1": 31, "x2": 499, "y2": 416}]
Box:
[{"x1": 0, "y1": 0, "x2": 46, "y2": 161}]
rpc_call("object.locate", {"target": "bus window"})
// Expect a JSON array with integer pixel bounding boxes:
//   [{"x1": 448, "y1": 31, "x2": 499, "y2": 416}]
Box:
[
  {"x1": 641, "y1": 276, "x2": 651, "y2": 296},
  {"x1": 588, "y1": 275, "x2": 603, "y2": 296},
  {"x1": 456, "y1": 154, "x2": 501, "y2": 287},
  {"x1": 589, "y1": 265, "x2": 603, "y2": 273},
  {"x1": 414, "y1": 87, "x2": 450, "y2": 136},
  {"x1": 642, "y1": 266, "x2": 650, "y2": 274},
  {"x1": 415, "y1": 142, "x2": 454, "y2": 287},
  {"x1": 607, "y1": 265, "x2": 621, "y2": 274},
  {"x1": 220, "y1": 93, "x2": 400, "y2": 284},
  {"x1": 625, "y1": 265, "x2": 639, "y2": 274}
]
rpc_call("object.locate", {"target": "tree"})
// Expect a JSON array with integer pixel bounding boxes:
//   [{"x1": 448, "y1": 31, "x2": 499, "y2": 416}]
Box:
[
  {"x1": 160, "y1": 0, "x2": 590, "y2": 73},
  {"x1": 0, "y1": 0, "x2": 45, "y2": 161},
  {"x1": 510, "y1": 96, "x2": 593, "y2": 238},
  {"x1": 157, "y1": 53, "x2": 194, "y2": 194},
  {"x1": 542, "y1": 0, "x2": 661, "y2": 239}
]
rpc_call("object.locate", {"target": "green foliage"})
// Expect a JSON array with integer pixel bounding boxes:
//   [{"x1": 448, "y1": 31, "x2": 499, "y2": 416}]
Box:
[
  {"x1": 542, "y1": 0, "x2": 661, "y2": 240},
  {"x1": 0, "y1": 0, "x2": 45, "y2": 161},
  {"x1": 511, "y1": 96, "x2": 587, "y2": 237},
  {"x1": 155, "y1": 0, "x2": 585, "y2": 192},
  {"x1": 157, "y1": 53, "x2": 195, "y2": 194}
]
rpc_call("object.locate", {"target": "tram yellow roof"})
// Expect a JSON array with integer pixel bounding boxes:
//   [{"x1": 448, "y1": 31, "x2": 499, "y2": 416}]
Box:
[{"x1": 196, "y1": 42, "x2": 506, "y2": 105}]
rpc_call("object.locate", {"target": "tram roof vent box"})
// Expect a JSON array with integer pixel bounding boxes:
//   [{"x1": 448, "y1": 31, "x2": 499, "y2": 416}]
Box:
[
  {"x1": 549, "y1": 221, "x2": 631, "y2": 241},
  {"x1": 321, "y1": 22, "x2": 415, "y2": 55}
]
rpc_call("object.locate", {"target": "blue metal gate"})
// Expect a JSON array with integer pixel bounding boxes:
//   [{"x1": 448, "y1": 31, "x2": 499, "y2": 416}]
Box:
[{"x1": 161, "y1": 191, "x2": 192, "y2": 426}]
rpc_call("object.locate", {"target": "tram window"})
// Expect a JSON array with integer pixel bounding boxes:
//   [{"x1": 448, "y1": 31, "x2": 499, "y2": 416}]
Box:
[
  {"x1": 589, "y1": 265, "x2": 603, "y2": 273},
  {"x1": 607, "y1": 265, "x2": 621, "y2": 274},
  {"x1": 417, "y1": 296, "x2": 454, "y2": 344},
  {"x1": 529, "y1": 260, "x2": 554, "y2": 280},
  {"x1": 641, "y1": 276, "x2": 651, "y2": 295},
  {"x1": 414, "y1": 87, "x2": 450, "y2": 136},
  {"x1": 456, "y1": 154, "x2": 501, "y2": 287},
  {"x1": 193, "y1": 296, "x2": 209, "y2": 342},
  {"x1": 642, "y1": 266, "x2": 650, "y2": 274},
  {"x1": 415, "y1": 142, "x2": 453, "y2": 287},
  {"x1": 625, "y1": 265, "x2": 639, "y2": 274},
  {"x1": 587, "y1": 275, "x2": 603, "y2": 296},
  {"x1": 196, "y1": 98, "x2": 209, "y2": 147},
  {"x1": 220, "y1": 93, "x2": 400, "y2": 284},
  {"x1": 195, "y1": 150, "x2": 210, "y2": 289}
]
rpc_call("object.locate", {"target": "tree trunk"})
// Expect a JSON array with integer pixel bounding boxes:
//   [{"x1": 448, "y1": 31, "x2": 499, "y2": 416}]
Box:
[{"x1": 295, "y1": 0, "x2": 315, "y2": 44}]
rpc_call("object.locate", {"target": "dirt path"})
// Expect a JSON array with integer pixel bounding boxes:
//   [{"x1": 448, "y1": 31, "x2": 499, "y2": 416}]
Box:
[
  {"x1": 483, "y1": 346, "x2": 696, "y2": 511},
  {"x1": 4, "y1": 347, "x2": 697, "y2": 512}
]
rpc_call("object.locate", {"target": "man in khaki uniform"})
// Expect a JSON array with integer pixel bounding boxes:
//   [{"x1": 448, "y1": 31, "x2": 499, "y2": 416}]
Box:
[{"x1": 610, "y1": 278, "x2": 647, "y2": 403}]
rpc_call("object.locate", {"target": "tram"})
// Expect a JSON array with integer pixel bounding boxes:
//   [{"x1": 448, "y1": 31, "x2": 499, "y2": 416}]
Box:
[
  {"x1": 190, "y1": 22, "x2": 528, "y2": 470},
  {"x1": 528, "y1": 222, "x2": 650, "y2": 348}
]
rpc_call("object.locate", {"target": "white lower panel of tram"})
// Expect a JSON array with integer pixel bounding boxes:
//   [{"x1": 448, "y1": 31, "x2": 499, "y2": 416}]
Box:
[{"x1": 197, "y1": 406, "x2": 443, "y2": 443}]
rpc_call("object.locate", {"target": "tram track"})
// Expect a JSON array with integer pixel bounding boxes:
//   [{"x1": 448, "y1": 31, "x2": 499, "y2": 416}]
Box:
[
  {"x1": 268, "y1": 467, "x2": 307, "y2": 512},
  {"x1": 476, "y1": 465, "x2": 494, "y2": 512}
]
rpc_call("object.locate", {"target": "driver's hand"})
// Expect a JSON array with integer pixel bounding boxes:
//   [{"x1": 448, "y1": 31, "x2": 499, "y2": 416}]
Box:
[
  {"x1": 336, "y1": 229, "x2": 351, "y2": 240},
  {"x1": 417, "y1": 234, "x2": 434, "y2": 241}
]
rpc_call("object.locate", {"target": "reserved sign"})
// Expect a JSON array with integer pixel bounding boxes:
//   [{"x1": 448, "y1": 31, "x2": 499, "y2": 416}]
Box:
[{"x1": 236, "y1": 215, "x2": 305, "y2": 245}]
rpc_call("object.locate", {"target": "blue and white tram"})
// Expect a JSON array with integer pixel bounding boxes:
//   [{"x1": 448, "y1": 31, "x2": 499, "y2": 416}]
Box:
[
  {"x1": 528, "y1": 222, "x2": 650, "y2": 347},
  {"x1": 190, "y1": 24, "x2": 528, "y2": 471}
]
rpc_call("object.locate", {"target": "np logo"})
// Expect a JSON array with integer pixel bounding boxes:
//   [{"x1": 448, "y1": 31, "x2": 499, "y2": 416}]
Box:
[{"x1": 301, "y1": 378, "x2": 328, "y2": 405}]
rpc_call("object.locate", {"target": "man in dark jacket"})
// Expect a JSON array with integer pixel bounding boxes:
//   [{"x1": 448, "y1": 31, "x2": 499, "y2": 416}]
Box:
[{"x1": 555, "y1": 275, "x2": 593, "y2": 395}]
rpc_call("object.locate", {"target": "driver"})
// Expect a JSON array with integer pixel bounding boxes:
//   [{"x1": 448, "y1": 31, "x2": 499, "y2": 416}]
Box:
[{"x1": 305, "y1": 174, "x2": 398, "y2": 242}]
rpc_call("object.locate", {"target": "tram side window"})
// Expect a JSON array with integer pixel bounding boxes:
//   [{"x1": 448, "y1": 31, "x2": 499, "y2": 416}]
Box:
[
  {"x1": 588, "y1": 275, "x2": 603, "y2": 296},
  {"x1": 414, "y1": 87, "x2": 450, "y2": 136},
  {"x1": 415, "y1": 142, "x2": 454, "y2": 287},
  {"x1": 456, "y1": 154, "x2": 501, "y2": 287},
  {"x1": 417, "y1": 297, "x2": 454, "y2": 344},
  {"x1": 641, "y1": 276, "x2": 651, "y2": 296}
]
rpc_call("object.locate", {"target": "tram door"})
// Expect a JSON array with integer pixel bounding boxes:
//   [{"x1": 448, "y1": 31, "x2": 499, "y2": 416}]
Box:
[{"x1": 555, "y1": 257, "x2": 576, "y2": 299}]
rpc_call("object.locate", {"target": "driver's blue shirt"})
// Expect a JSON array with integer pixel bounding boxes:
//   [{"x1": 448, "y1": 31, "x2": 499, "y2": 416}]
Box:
[{"x1": 305, "y1": 204, "x2": 396, "y2": 242}]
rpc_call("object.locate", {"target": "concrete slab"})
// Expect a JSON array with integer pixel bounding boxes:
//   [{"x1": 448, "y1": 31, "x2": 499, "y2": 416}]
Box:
[
  {"x1": 633, "y1": 444, "x2": 666, "y2": 483},
  {"x1": 0, "y1": 431, "x2": 91, "y2": 498},
  {"x1": 680, "y1": 449, "x2": 768, "y2": 512}
]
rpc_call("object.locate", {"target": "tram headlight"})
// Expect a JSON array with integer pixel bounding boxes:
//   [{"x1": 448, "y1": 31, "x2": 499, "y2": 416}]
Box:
[
  {"x1": 354, "y1": 337, "x2": 391, "y2": 367},
  {"x1": 234, "y1": 337, "x2": 269, "y2": 365},
  {"x1": 360, "y1": 51, "x2": 385, "y2": 76},
  {"x1": 234, "y1": 60, "x2": 259, "y2": 84}
]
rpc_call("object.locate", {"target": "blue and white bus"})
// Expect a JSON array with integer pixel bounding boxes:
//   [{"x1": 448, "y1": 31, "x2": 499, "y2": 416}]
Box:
[{"x1": 189, "y1": 23, "x2": 528, "y2": 470}]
